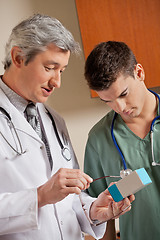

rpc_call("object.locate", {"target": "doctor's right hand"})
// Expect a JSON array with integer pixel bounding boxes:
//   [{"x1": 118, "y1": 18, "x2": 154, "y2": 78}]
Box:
[{"x1": 37, "y1": 168, "x2": 93, "y2": 208}]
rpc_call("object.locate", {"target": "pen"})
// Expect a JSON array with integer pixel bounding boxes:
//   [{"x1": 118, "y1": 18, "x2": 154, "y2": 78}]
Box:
[{"x1": 93, "y1": 175, "x2": 121, "y2": 182}]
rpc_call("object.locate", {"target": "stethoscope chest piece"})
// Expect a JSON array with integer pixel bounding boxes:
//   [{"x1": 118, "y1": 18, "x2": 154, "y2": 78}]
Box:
[{"x1": 62, "y1": 147, "x2": 71, "y2": 161}]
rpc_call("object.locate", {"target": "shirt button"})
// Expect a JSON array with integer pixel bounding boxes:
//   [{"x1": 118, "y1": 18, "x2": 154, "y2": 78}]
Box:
[
  {"x1": 40, "y1": 146, "x2": 44, "y2": 150},
  {"x1": 60, "y1": 221, "x2": 63, "y2": 225}
]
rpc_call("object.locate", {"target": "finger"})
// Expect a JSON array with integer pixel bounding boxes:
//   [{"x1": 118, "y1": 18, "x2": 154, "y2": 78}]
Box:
[
  {"x1": 117, "y1": 195, "x2": 132, "y2": 207},
  {"x1": 112, "y1": 196, "x2": 133, "y2": 217},
  {"x1": 97, "y1": 201, "x2": 114, "y2": 221},
  {"x1": 62, "y1": 186, "x2": 82, "y2": 195},
  {"x1": 102, "y1": 189, "x2": 115, "y2": 202},
  {"x1": 121, "y1": 204, "x2": 132, "y2": 213},
  {"x1": 82, "y1": 172, "x2": 93, "y2": 183},
  {"x1": 74, "y1": 174, "x2": 91, "y2": 190},
  {"x1": 62, "y1": 168, "x2": 93, "y2": 184},
  {"x1": 96, "y1": 190, "x2": 113, "y2": 207},
  {"x1": 106, "y1": 201, "x2": 115, "y2": 220},
  {"x1": 112, "y1": 201, "x2": 123, "y2": 217},
  {"x1": 108, "y1": 181, "x2": 117, "y2": 187},
  {"x1": 128, "y1": 194, "x2": 135, "y2": 202},
  {"x1": 65, "y1": 178, "x2": 87, "y2": 191},
  {"x1": 119, "y1": 197, "x2": 132, "y2": 214},
  {"x1": 112, "y1": 204, "x2": 132, "y2": 219},
  {"x1": 103, "y1": 188, "x2": 113, "y2": 196},
  {"x1": 65, "y1": 169, "x2": 93, "y2": 189}
]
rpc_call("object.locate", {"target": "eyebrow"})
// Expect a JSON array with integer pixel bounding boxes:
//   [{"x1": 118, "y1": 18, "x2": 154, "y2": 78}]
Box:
[
  {"x1": 45, "y1": 60, "x2": 68, "y2": 68},
  {"x1": 100, "y1": 87, "x2": 128, "y2": 103},
  {"x1": 100, "y1": 98, "x2": 109, "y2": 103}
]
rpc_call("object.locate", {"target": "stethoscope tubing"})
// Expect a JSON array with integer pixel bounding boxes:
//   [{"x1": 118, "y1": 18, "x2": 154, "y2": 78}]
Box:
[
  {"x1": 47, "y1": 110, "x2": 64, "y2": 150},
  {"x1": 0, "y1": 107, "x2": 71, "y2": 161},
  {"x1": 0, "y1": 107, "x2": 26, "y2": 155},
  {"x1": 111, "y1": 112, "x2": 127, "y2": 170},
  {"x1": 149, "y1": 89, "x2": 160, "y2": 131},
  {"x1": 47, "y1": 110, "x2": 71, "y2": 161}
]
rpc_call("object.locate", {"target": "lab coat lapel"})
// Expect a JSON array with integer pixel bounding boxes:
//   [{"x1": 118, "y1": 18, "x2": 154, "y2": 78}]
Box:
[{"x1": 0, "y1": 89, "x2": 42, "y2": 143}]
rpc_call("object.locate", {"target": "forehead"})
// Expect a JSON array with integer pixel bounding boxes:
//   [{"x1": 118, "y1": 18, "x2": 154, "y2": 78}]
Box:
[{"x1": 35, "y1": 43, "x2": 70, "y2": 65}]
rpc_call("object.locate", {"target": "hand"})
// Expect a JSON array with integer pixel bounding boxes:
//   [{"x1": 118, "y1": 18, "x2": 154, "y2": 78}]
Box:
[
  {"x1": 90, "y1": 188, "x2": 135, "y2": 223},
  {"x1": 38, "y1": 168, "x2": 93, "y2": 207}
]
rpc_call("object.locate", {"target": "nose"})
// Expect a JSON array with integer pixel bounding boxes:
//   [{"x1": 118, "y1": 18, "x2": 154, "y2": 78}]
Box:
[
  {"x1": 113, "y1": 99, "x2": 126, "y2": 113},
  {"x1": 49, "y1": 71, "x2": 61, "y2": 88}
]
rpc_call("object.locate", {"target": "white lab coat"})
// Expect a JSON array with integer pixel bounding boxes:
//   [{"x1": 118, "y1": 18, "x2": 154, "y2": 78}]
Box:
[{"x1": 0, "y1": 89, "x2": 106, "y2": 240}]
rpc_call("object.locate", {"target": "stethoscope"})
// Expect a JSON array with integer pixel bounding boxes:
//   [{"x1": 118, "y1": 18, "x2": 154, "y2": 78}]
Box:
[
  {"x1": 111, "y1": 89, "x2": 160, "y2": 178},
  {"x1": 47, "y1": 110, "x2": 71, "y2": 161},
  {"x1": 0, "y1": 107, "x2": 71, "y2": 161}
]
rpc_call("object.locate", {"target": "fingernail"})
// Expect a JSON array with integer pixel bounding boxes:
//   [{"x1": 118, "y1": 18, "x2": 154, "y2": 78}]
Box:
[{"x1": 89, "y1": 177, "x2": 93, "y2": 182}]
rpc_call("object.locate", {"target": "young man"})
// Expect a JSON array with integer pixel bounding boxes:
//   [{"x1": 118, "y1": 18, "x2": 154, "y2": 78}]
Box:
[
  {"x1": 84, "y1": 41, "x2": 160, "y2": 240},
  {"x1": 0, "y1": 16, "x2": 133, "y2": 240}
]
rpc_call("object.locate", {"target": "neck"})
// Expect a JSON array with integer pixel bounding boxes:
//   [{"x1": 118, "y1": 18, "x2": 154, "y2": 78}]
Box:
[
  {"x1": 140, "y1": 89, "x2": 158, "y2": 120},
  {"x1": 2, "y1": 68, "x2": 22, "y2": 95},
  {"x1": 122, "y1": 89, "x2": 158, "y2": 139},
  {"x1": 125, "y1": 89, "x2": 158, "y2": 124},
  {"x1": 2, "y1": 70, "x2": 13, "y2": 89}
]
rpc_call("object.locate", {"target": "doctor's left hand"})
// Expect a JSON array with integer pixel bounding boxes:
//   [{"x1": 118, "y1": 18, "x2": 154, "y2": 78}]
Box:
[
  {"x1": 89, "y1": 189, "x2": 135, "y2": 223},
  {"x1": 37, "y1": 168, "x2": 93, "y2": 208}
]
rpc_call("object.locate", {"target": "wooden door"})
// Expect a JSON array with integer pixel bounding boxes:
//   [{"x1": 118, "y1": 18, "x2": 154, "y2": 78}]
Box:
[{"x1": 76, "y1": 0, "x2": 160, "y2": 97}]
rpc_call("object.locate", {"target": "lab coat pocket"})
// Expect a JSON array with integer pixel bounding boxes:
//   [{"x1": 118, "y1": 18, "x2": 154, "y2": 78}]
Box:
[{"x1": 0, "y1": 189, "x2": 38, "y2": 235}]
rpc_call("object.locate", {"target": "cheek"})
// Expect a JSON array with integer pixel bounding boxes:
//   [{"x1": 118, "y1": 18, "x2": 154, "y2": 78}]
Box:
[
  {"x1": 107, "y1": 102, "x2": 117, "y2": 112},
  {"x1": 36, "y1": 69, "x2": 49, "y2": 84},
  {"x1": 29, "y1": 69, "x2": 47, "y2": 85},
  {"x1": 132, "y1": 90, "x2": 143, "y2": 106}
]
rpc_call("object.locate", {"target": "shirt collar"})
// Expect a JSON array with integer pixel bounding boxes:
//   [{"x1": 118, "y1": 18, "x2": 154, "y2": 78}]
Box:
[{"x1": 0, "y1": 76, "x2": 29, "y2": 114}]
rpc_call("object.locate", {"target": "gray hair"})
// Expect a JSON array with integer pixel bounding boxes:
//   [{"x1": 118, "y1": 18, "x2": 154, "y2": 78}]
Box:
[{"x1": 3, "y1": 13, "x2": 80, "y2": 69}]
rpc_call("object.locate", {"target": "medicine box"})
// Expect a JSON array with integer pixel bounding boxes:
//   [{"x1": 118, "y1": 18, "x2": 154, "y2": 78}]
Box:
[{"x1": 108, "y1": 168, "x2": 152, "y2": 202}]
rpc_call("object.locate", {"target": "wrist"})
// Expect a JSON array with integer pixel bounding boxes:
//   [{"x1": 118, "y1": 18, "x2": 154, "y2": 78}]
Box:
[
  {"x1": 89, "y1": 203, "x2": 105, "y2": 226},
  {"x1": 37, "y1": 185, "x2": 46, "y2": 208},
  {"x1": 89, "y1": 201, "x2": 98, "y2": 221}
]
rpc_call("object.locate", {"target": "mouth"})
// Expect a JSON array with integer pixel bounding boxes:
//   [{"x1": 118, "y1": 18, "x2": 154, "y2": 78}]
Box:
[
  {"x1": 124, "y1": 109, "x2": 133, "y2": 115},
  {"x1": 42, "y1": 87, "x2": 53, "y2": 96},
  {"x1": 42, "y1": 87, "x2": 52, "y2": 92}
]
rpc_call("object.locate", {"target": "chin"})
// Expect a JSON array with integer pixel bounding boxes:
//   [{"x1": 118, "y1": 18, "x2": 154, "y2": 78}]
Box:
[{"x1": 39, "y1": 98, "x2": 48, "y2": 103}]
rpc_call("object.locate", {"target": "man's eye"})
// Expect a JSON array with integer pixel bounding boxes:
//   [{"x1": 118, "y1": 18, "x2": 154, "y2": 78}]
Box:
[
  {"x1": 121, "y1": 92, "x2": 128, "y2": 97},
  {"x1": 45, "y1": 66, "x2": 54, "y2": 71}
]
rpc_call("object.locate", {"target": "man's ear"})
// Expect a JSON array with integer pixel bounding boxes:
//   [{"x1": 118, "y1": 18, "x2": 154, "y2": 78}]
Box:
[
  {"x1": 134, "y1": 63, "x2": 145, "y2": 81},
  {"x1": 11, "y1": 46, "x2": 24, "y2": 68}
]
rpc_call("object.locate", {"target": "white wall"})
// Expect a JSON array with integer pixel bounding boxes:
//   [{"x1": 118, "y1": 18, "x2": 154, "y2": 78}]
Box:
[{"x1": 0, "y1": 0, "x2": 110, "y2": 169}]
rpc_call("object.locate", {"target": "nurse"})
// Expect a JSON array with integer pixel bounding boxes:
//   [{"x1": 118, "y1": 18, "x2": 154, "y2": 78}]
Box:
[
  {"x1": 84, "y1": 41, "x2": 160, "y2": 240},
  {"x1": 0, "y1": 15, "x2": 133, "y2": 240}
]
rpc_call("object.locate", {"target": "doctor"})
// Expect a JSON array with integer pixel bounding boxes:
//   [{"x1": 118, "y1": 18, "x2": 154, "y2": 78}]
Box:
[{"x1": 0, "y1": 15, "x2": 134, "y2": 240}]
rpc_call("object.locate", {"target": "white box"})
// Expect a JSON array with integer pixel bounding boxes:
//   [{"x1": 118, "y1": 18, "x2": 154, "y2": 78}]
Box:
[{"x1": 108, "y1": 168, "x2": 152, "y2": 202}]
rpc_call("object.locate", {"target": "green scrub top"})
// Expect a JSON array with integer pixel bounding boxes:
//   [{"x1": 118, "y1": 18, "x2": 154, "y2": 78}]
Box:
[{"x1": 84, "y1": 109, "x2": 160, "y2": 240}]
